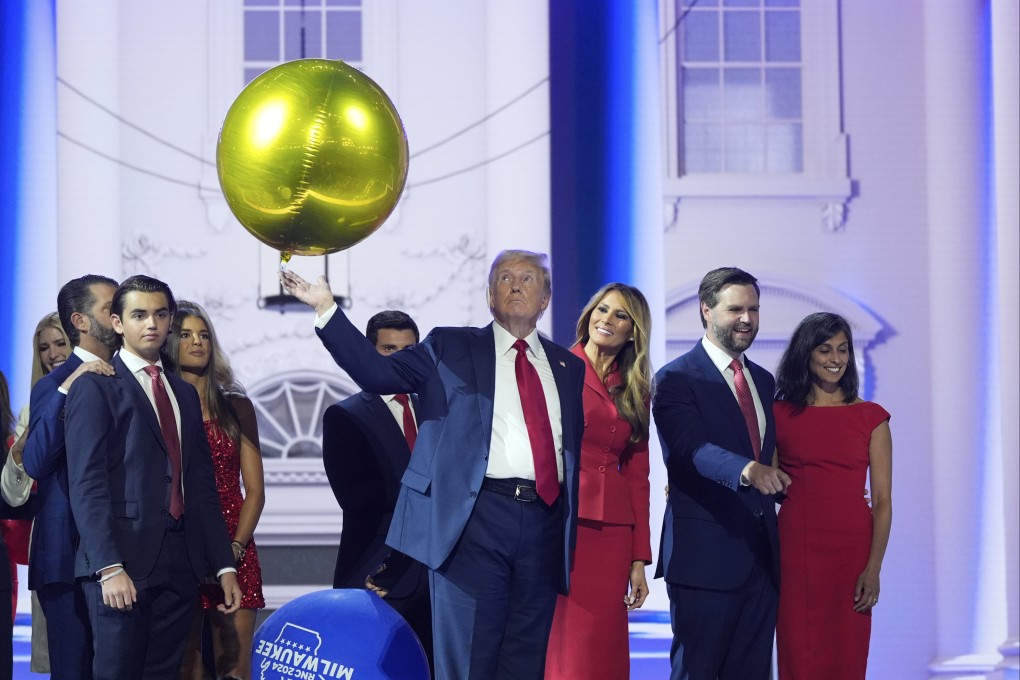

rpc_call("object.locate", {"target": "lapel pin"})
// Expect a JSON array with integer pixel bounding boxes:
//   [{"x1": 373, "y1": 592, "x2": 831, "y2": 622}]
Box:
[{"x1": 559, "y1": 361, "x2": 566, "y2": 367}]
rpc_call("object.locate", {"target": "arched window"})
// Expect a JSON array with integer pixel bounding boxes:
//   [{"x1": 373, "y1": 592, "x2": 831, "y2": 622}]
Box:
[{"x1": 662, "y1": 0, "x2": 853, "y2": 229}]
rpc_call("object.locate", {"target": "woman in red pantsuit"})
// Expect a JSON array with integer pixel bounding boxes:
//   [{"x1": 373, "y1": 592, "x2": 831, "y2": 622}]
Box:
[
  {"x1": 545, "y1": 283, "x2": 653, "y2": 679},
  {"x1": 773, "y1": 313, "x2": 893, "y2": 680}
]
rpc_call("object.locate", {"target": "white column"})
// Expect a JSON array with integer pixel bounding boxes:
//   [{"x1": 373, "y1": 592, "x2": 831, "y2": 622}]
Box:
[
  {"x1": 483, "y1": 0, "x2": 551, "y2": 330},
  {"x1": 629, "y1": 0, "x2": 668, "y2": 612},
  {"x1": 989, "y1": 0, "x2": 1020, "y2": 677},
  {"x1": 925, "y1": 2, "x2": 1007, "y2": 677},
  {"x1": 56, "y1": 0, "x2": 122, "y2": 281},
  {"x1": 10, "y1": 0, "x2": 59, "y2": 410}
]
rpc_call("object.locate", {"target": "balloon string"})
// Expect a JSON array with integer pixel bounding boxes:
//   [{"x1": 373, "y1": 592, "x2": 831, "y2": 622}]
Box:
[{"x1": 280, "y1": 252, "x2": 292, "y2": 270}]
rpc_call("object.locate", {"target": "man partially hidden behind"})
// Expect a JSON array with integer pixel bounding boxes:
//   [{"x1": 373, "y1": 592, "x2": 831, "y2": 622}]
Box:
[
  {"x1": 653, "y1": 267, "x2": 791, "y2": 680},
  {"x1": 322, "y1": 310, "x2": 433, "y2": 674},
  {"x1": 65, "y1": 275, "x2": 241, "y2": 680},
  {"x1": 281, "y1": 249, "x2": 585, "y2": 679},
  {"x1": 22, "y1": 274, "x2": 120, "y2": 679}
]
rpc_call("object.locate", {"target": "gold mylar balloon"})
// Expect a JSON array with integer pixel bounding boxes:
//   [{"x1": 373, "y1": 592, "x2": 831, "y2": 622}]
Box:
[{"x1": 217, "y1": 59, "x2": 409, "y2": 258}]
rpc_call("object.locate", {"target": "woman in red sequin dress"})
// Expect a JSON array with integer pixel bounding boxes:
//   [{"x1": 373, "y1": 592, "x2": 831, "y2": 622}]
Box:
[
  {"x1": 545, "y1": 283, "x2": 653, "y2": 679},
  {"x1": 168, "y1": 301, "x2": 265, "y2": 680},
  {"x1": 773, "y1": 313, "x2": 893, "y2": 680}
]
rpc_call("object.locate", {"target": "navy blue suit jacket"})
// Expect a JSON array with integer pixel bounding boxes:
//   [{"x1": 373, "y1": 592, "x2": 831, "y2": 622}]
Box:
[
  {"x1": 64, "y1": 354, "x2": 233, "y2": 583},
  {"x1": 22, "y1": 352, "x2": 84, "y2": 589},
  {"x1": 653, "y1": 340, "x2": 780, "y2": 590},
  {"x1": 323, "y1": 391, "x2": 426, "y2": 596},
  {"x1": 316, "y1": 310, "x2": 586, "y2": 593}
]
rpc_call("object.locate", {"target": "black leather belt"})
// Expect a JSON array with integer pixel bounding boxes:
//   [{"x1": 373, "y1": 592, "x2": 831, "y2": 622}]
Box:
[
  {"x1": 166, "y1": 515, "x2": 185, "y2": 532},
  {"x1": 481, "y1": 477, "x2": 540, "y2": 503}
]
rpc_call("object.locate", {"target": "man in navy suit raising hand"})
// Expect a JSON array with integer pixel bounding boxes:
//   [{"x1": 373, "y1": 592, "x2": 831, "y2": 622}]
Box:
[{"x1": 282, "y1": 250, "x2": 585, "y2": 680}]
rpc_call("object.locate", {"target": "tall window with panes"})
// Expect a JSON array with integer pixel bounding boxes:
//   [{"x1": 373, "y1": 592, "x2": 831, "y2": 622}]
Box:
[
  {"x1": 676, "y1": 0, "x2": 802, "y2": 174},
  {"x1": 243, "y1": 0, "x2": 364, "y2": 84}
]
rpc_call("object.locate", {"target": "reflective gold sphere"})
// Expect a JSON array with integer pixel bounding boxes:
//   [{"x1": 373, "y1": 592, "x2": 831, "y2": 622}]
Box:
[{"x1": 217, "y1": 59, "x2": 409, "y2": 257}]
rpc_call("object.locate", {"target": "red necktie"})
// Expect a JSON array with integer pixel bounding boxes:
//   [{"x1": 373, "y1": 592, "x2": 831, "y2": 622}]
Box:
[
  {"x1": 143, "y1": 365, "x2": 185, "y2": 519},
  {"x1": 729, "y1": 359, "x2": 761, "y2": 461},
  {"x1": 513, "y1": 339, "x2": 559, "y2": 505},
  {"x1": 392, "y1": 393, "x2": 417, "y2": 452}
]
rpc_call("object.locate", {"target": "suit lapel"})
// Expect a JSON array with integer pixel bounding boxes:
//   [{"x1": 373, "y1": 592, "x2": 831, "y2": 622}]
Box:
[
  {"x1": 165, "y1": 371, "x2": 200, "y2": 474},
  {"x1": 364, "y1": 393, "x2": 411, "y2": 456},
  {"x1": 541, "y1": 336, "x2": 581, "y2": 449},
  {"x1": 691, "y1": 342, "x2": 755, "y2": 459},
  {"x1": 471, "y1": 325, "x2": 496, "y2": 447},
  {"x1": 114, "y1": 354, "x2": 167, "y2": 455},
  {"x1": 571, "y1": 343, "x2": 613, "y2": 407}
]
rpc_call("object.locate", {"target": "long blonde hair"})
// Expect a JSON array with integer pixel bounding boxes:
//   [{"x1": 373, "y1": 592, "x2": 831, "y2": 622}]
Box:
[
  {"x1": 575, "y1": 283, "x2": 652, "y2": 446},
  {"x1": 164, "y1": 301, "x2": 245, "y2": 446},
  {"x1": 31, "y1": 312, "x2": 70, "y2": 386}
]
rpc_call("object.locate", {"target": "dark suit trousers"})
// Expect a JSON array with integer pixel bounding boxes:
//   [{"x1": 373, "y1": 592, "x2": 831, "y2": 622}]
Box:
[
  {"x1": 85, "y1": 530, "x2": 196, "y2": 680},
  {"x1": 430, "y1": 486, "x2": 562, "y2": 680},
  {"x1": 37, "y1": 581, "x2": 93, "y2": 679},
  {"x1": 666, "y1": 527, "x2": 778, "y2": 680}
]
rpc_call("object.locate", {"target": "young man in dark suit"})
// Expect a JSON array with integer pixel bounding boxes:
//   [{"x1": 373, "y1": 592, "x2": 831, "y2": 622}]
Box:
[
  {"x1": 322, "y1": 309, "x2": 433, "y2": 674},
  {"x1": 22, "y1": 273, "x2": 120, "y2": 679},
  {"x1": 282, "y1": 250, "x2": 586, "y2": 680},
  {"x1": 653, "y1": 267, "x2": 792, "y2": 680},
  {"x1": 65, "y1": 275, "x2": 241, "y2": 680}
]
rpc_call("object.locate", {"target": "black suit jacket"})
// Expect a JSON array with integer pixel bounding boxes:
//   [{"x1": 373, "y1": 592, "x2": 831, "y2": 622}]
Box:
[
  {"x1": 65, "y1": 354, "x2": 233, "y2": 583},
  {"x1": 323, "y1": 391, "x2": 427, "y2": 598}
]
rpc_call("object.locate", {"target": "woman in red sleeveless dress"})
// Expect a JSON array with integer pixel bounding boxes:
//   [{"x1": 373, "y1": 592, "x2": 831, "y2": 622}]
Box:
[
  {"x1": 545, "y1": 283, "x2": 653, "y2": 679},
  {"x1": 773, "y1": 313, "x2": 893, "y2": 680},
  {"x1": 167, "y1": 301, "x2": 266, "y2": 680}
]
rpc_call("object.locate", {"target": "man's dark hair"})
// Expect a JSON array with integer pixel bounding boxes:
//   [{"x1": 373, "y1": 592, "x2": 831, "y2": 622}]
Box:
[
  {"x1": 697, "y1": 267, "x2": 760, "y2": 329},
  {"x1": 366, "y1": 310, "x2": 419, "y2": 346},
  {"x1": 111, "y1": 275, "x2": 177, "y2": 319},
  {"x1": 57, "y1": 274, "x2": 119, "y2": 346}
]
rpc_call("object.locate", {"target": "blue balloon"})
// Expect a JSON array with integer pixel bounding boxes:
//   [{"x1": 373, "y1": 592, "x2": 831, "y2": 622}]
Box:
[{"x1": 252, "y1": 589, "x2": 429, "y2": 680}]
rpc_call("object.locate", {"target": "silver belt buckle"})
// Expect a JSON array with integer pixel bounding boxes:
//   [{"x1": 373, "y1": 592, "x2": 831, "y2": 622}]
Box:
[{"x1": 514, "y1": 484, "x2": 532, "y2": 502}]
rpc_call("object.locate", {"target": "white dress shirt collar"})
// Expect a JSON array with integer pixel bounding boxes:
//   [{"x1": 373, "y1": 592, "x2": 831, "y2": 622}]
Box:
[
  {"x1": 117, "y1": 346, "x2": 165, "y2": 374},
  {"x1": 72, "y1": 345, "x2": 104, "y2": 364},
  {"x1": 701, "y1": 335, "x2": 746, "y2": 375},
  {"x1": 493, "y1": 321, "x2": 544, "y2": 359}
]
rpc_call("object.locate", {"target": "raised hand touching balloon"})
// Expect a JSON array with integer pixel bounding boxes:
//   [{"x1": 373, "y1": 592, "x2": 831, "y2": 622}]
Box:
[{"x1": 279, "y1": 270, "x2": 336, "y2": 316}]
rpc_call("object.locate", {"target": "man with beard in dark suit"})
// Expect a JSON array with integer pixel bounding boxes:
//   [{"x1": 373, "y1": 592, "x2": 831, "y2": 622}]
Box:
[
  {"x1": 654, "y1": 267, "x2": 791, "y2": 680},
  {"x1": 22, "y1": 274, "x2": 120, "y2": 679}
]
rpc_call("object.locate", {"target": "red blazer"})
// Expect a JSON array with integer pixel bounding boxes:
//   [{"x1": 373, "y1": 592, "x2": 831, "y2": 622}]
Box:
[{"x1": 572, "y1": 344, "x2": 652, "y2": 564}]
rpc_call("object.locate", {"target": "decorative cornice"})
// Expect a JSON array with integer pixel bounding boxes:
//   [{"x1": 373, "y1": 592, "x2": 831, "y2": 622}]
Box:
[
  {"x1": 822, "y1": 200, "x2": 848, "y2": 232},
  {"x1": 664, "y1": 196, "x2": 681, "y2": 232}
]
